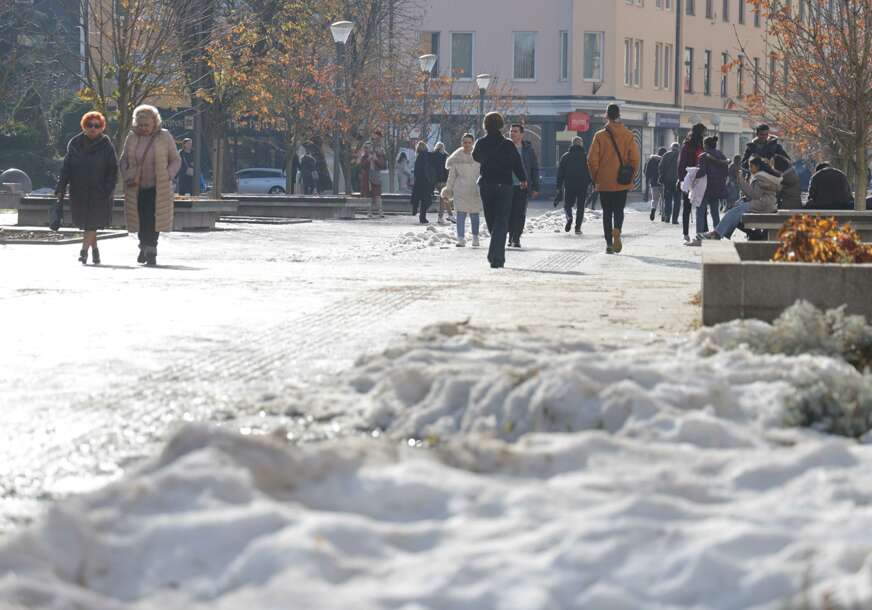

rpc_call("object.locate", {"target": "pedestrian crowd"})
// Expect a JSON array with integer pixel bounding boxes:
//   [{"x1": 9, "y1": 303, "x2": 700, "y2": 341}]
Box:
[{"x1": 53, "y1": 102, "x2": 863, "y2": 271}]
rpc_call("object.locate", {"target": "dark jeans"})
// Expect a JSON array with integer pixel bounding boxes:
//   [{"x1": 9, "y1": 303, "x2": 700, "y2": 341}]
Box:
[
  {"x1": 480, "y1": 183, "x2": 513, "y2": 266},
  {"x1": 177, "y1": 176, "x2": 193, "y2": 196},
  {"x1": 137, "y1": 187, "x2": 159, "y2": 248},
  {"x1": 600, "y1": 190, "x2": 628, "y2": 246},
  {"x1": 664, "y1": 181, "x2": 681, "y2": 222},
  {"x1": 508, "y1": 187, "x2": 529, "y2": 244},
  {"x1": 669, "y1": 183, "x2": 683, "y2": 224},
  {"x1": 564, "y1": 190, "x2": 585, "y2": 226},
  {"x1": 696, "y1": 197, "x2": 722, "y2": 234},
  {"x1": 680, "y1": 192, "x2": 693, "y2": 236}
]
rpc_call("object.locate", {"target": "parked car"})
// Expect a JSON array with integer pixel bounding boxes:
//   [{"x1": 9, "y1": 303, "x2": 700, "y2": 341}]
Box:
[{"x1": 235, "y1": 168, "x2": 287, "y2": 194}]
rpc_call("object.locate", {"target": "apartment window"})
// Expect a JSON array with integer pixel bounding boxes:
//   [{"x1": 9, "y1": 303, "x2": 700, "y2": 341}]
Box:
[
  {"x1": 721, "y1": 52, "x2": 729, "y2": 97},
  {"x1": 738, "y1": 0, "x2": 746, "y2": 23},
  {"x1": 559, "y1": 30, "x2": 569, "y2": 81},
  {"x1": 737, "y1": 56, "x2": 744, "y2": 96},
  {"x1": 684, "y1": 47, "x2": 694, "y2": 92},
  {"x1": 583, "y1": 31, "x2": 604, "y2": 81},
  {"x1": 451, "y1": 32, "x2": 473, "y2": 78},
  {"x1": 624, "y1": 38, "x2": 633, "y2": 86},
  {"x1": 703, "y1": 50, "x2": 712, "y2": 95},
  {"x1": 686, "y1": 0, "x2": 695, "y2": 14},
  {"x1": 656, "y1": 0, "x2": 673, "y2": 8},
  {"x1": 513, "y1": 31, "x2": 536, "y2": 80},
  {"x1": 421, "y1": 32, "x2": 440, "y2": 76},
  {"x1": 706, "y1": 0, "x2": 714, "y2": 18},
  {"x1": 799, "y1": 0, "x2": 806, "y2": 21},
  {"x1": 753, "y1": 56, "x2": 760, "y2": 93},
  {"x1": 655, "y1": 42, "x2": 663, "y2": 88},
  {"x1": 664, "y1": 44, "x2": 673, "y2": 89},
  {"x1": 754, "y1": 5, "x2": 761, "y2": 26},
  {"x1": 722, "y1": 0, "x2": 730, "y2": 21},
  {"x1": 634, "y1": 39, "x2": 643, "y2": 86},
  {"x1": 769, "y1": 53, "x2": 776, "y2": 88}
]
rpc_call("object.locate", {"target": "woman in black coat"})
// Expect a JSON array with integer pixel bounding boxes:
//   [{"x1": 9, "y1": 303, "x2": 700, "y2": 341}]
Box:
[
  {"x1": 55, "y1": 111, "x2": 119, "y2": 265},
  {"x1": 411, "y1": 141, "x2": 435, "y2": 223}
]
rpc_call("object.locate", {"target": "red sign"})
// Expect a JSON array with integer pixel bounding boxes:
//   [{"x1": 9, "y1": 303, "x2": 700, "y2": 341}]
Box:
[{"x1": 567, "y1": 111, "x2": 590, "y2": 133}]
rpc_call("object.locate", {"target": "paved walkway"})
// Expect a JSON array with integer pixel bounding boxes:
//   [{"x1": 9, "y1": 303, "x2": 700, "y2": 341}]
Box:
[{"x1": 0, "y1": 201, "x2": 702, "y2": 533}]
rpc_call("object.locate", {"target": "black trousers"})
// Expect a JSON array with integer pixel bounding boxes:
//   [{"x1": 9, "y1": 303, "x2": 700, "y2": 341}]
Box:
[
  {"x1": 564, "y1": 190, "x2": 585, "y2": 226},
  {"x1": 480, "y1": 183, "x2": 513, "y2": 266},
  {"x1": 508, "y1": 187, "x2": 528, "y2": 243},
  {"x1": 681, "y1": 192, "x2": 693, "y2": 237},
  {"x1": 137, "y1": 187, "x2": 160, "y2": 248},
  {"x1": 599, "y1": 190, "x2": 628, "y2": 246},
  {"x1": 411, "y1": 188, "x2": 432, "y2": 218},
  {"x1": 664, "y1": 181, "x2": 681, "y2": 222}
]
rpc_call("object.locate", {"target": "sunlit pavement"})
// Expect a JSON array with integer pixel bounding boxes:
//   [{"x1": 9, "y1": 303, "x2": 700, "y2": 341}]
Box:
[{"x1": 0, "y1": 200, "x2": 701, "y2": 533}]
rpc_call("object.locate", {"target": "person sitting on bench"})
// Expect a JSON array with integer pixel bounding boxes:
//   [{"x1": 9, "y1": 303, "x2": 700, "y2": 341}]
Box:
[
  {"x1": 806, "y1": 163, "x2": 854, "y2": 210},
  {"x1": 689, "y1": 156, "x2": 781, "y2": 245}
]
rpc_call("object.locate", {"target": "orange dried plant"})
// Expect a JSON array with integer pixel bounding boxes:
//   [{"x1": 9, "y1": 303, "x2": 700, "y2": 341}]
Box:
[{"x1": 773, "y1": 215, "x2": 872, "y2": 264}]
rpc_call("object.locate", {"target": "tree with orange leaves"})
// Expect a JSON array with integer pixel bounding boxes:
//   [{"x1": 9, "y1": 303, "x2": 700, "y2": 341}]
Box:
[{"x1": 745, "y1": 0, "x2": 872, "y2": 208}]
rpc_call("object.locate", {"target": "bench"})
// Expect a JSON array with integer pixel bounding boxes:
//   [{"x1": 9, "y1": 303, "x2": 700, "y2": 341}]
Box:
[
  {"x1": 232, "y1": 194, "x2": 354, "y2": 220},
  {"x1": 741, "y1": 210, "x2": 872, "y2": 241},
  {"x1": 17, "y1": 196, "x2": 239, "y2": 231}
]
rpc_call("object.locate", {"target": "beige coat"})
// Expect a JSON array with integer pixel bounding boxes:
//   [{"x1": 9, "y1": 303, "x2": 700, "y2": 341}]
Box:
[
  {"x1": 443, "y1": 147, "x2": 482, "y2": 213},
  {"x1": 120, "y1": 129, "x2": 180, "y2": 233}
]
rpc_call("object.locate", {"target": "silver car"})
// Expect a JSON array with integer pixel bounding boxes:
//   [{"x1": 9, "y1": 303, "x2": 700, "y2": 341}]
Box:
[{"x1": 235, "y1": 168, "x2": 287, "y2": 194}]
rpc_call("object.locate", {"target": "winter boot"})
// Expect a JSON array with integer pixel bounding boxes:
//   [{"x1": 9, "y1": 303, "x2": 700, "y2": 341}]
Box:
[
  {"x1": 92, "y1": 248, "x2": 101, "y2": 265},
  {"x1": 137, "y1": 246, "x2": 146, "y2": 264},
  {"x1": 145, "y1": 246, "x2": 157, "y2": 267},
  {"x1": 472, "y1": 235, "x2": 480, "y2": 248},
  {"x1": 612, "y1": 228, "x2": 623, "y2": 253},
  {"x1": 78, "y1": 248, "x2": 88, "y2": 265}
]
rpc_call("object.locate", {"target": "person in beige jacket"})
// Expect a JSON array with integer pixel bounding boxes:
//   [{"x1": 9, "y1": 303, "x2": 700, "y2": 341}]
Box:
[
  {"x1": 587, "y1": 104, "x2": 640, "y2": 254},
  {"x1": 119, "y1": 105, "x2": 181, "y2": 266},
  {"x1": 442, "y1": 133, "x2": 482, "y2": 247}
]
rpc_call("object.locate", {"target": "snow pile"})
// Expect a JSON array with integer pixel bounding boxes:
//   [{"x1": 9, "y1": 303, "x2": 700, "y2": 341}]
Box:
[
  {"x1": 5, "y1": 306, "x2": 872, "y2": 609},
  {"x1": 387, "y1": 225, "x2": 458, "y2": 253},
  {"x1": 524, "y1": 208, "x2": 600, "y2": 233}
]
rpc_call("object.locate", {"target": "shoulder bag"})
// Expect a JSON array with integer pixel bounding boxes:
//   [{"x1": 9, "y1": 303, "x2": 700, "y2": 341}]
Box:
[{"x1": 606, "y1": 128, "x2": 635, "y2": 186}]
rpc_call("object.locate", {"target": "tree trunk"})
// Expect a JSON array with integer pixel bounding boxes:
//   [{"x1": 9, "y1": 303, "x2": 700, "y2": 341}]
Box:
[
  {"x1": 285, "y1": 136, "x2": 297, "y2": 193},
  {"x1": 856, "y1": 128, "x2": 868, "y2": 210}
]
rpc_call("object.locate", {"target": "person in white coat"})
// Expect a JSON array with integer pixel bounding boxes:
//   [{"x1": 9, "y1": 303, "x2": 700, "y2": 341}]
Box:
[{"x1": 442, "y1": 133, "x2": 482, "y2": 247}]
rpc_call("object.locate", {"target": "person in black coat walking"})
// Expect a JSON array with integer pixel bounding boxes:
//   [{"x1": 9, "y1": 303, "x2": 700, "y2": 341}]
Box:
[
  {"x1": 55, "y1": 111, "x2": 118, "y2": 265},
  {"x1": 411, "y1": 141, "x2": 435, "y2": 222},
  {"x1": 473, "y1": 112, "x2": 527, "y2": 269},
  {"x1": 300, "y1": 147, "x2": 317, "y2": 195},
  {"x1": 645, "y1": 147, "x2": 666, "y2": 221},
  {"x1": 555, "y1": 137, "x2": 591, "y2": 234},
  {"x1": 177, "y1": 138, "x2": 194, "y2": 195},
  {"x1": 659, "y1": 142, "x2": 680, "y2": 223}
]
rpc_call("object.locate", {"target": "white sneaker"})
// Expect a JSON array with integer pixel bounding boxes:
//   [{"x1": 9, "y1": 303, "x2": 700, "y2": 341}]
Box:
[
  {"x1": 472, "y1": 236, "x2": 480, "y2": 247},
  {"x1": 456, "y1": 238, "x2": 466, "y2": 247},
  {"x1": 438, "y1": 217, "x2": 448, "y2": 226}
]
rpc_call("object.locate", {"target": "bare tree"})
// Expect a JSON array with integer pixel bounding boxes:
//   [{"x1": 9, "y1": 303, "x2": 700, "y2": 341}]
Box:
[{"x1": 746, "y1": 0, "x2": 872, "y2": 207}]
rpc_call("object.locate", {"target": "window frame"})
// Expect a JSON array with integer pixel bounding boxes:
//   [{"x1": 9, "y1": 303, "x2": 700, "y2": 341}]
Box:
[
  {"x1": 449, "y1": 31, "x2": 475, "y2": 80},
  {"x1": 684, "y1": 46, "x2": 694, "y2": 93},
  {"x1": 559, "y1": 30, "x2": 570, "y2": 81},
  {"x1": 512, "y1": 31, "x2": 537, "y2": 81},
  {"x1": 583, "y1": 31, "x2": 604, "y2": 82}
]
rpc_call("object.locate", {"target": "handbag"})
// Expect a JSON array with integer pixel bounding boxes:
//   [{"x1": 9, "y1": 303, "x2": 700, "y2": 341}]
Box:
[
  {"x1": 606, "y1": 127, "x2": 635, "y2": 186},
  {"x1": 125, "y1": 133, "x2": 158, "y2": 188},
  {"x1": 49, "y1": 199, "x2": 63, "y2": 231}
]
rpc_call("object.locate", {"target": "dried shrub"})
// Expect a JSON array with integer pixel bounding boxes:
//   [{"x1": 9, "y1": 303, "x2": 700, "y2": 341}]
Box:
[{"x1": 773, "y1": 215, "x2": 872, "y2": 264}]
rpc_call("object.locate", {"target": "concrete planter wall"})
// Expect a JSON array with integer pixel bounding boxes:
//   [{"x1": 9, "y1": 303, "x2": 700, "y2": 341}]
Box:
[
  {"x1": 702, "y1": 240, "x2": 872, "y2": 325},
  {"x1": 742, "y1": 211, "x2": 872, "y2": 241},
  {"x1": 232, "y1": 195, "x2": 352, "y2": 220},
  {"x1": 17, "y1": 196, "x2": 238, "y2": 231}
]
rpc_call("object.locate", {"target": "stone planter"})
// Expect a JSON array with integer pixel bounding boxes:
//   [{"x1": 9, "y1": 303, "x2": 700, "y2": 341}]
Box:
[
  {"x1": 16, "y1": 196, "x2": 238, "y2": 231},
  {"x1": 701, "y1": 240, "x2": 872, "y2": 325},
  {"x1": 742, "y1": 211, "x2": 872, "y2": 241},
  {"x1": 232, "y1": 195, "x2": 353, "y2": 220}
]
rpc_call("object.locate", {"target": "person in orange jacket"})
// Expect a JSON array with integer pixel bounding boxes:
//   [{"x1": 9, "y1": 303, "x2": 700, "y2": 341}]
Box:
[{"x1": 587, "y1": 104, "x2": 640, "y2": 254}]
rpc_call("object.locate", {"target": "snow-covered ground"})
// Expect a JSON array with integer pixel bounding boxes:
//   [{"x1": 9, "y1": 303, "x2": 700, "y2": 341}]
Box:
[{"x1": 3, "y1": 204, "x2": 872, "y2": 609}]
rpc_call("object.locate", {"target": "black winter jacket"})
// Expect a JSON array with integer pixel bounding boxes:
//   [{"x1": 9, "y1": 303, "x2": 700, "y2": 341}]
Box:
[
  {"x1": 658, "y1": 148, "x2": 679, "y2": 186},
  {"x1": 56, "y1": 133, "x2": 118, "y2": 230},
  {"x1": 472, "y1": 133, "x2": 526, "y2": 186},
  {"x1": 807, "y1": 167, "x2": 854, "y2": 210},
  {"x1": 741, "y1": 137, "x2": 789, "y2": 170},
  {"x1": 556, "y1": 144, "x2": 591, "y2": 194},
  {"x1": 644, "y1": 154, "x2": 662, "y2": 187},
  {"x1": 519, "y1": 140, "x2": 540, "y2": 192}
]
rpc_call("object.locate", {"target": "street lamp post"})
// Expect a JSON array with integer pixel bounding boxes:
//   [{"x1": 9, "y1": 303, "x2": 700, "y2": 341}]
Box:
[
  {"x1": 475, "y1": 74, "x2": 492, "y2": 136},
  {"x1": 418, "y1": 54, "x2": 437, "y2": 142},
  {"x1": 330, "y1": 20, "x2": 354, "y2": 196}
]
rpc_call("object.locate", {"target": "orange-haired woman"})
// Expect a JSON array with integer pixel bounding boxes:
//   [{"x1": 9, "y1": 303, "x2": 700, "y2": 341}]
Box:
[{"x1": 55, "y1": 111, "x2": 118, "y2": 264}]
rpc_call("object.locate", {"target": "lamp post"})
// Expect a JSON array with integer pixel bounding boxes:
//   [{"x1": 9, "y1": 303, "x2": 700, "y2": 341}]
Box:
[
  {"x1": 475, "y1": 74, "x2": 492, "y2": 136},
  {"x1": 419, "y1": 54, "x2": 437, "y2": 141},
  {"x1": 330, "y1": 20, "x2": 354, "y2": 195}
]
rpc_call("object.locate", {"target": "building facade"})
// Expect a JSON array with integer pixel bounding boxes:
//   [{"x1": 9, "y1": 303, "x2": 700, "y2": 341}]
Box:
[{"x1": 419, "y1": 0, "x2": 769, "y2": 179}]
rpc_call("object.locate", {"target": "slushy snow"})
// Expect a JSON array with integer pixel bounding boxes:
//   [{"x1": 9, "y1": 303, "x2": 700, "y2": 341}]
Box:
[{"x1": 3, "y1": 305, "x2": 872, "y2": 609}]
